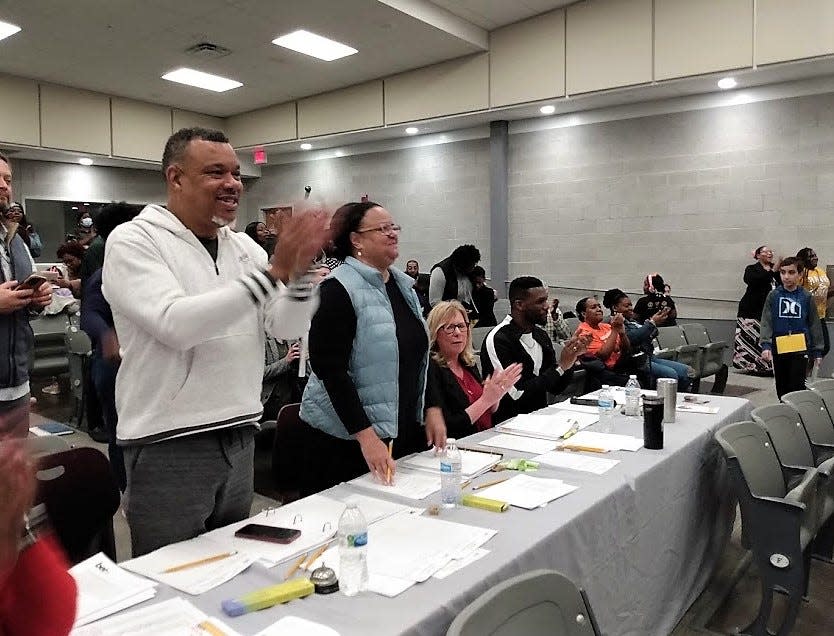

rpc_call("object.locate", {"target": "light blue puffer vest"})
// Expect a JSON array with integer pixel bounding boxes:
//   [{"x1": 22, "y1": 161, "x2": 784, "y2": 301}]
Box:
[{"x1": 300, "y1": 257, "x2": 429, "y2": 440}]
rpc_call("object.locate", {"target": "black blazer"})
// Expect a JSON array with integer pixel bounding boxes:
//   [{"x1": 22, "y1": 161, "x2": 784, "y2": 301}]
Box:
[{"x1": 427, "y1": 358, "x2": 484, "y2": 440}]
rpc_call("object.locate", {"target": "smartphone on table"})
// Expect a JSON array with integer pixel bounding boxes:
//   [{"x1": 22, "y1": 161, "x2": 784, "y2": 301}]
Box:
[{"x1": 234, "y1": 524, "x2": 301, "y2": 544}]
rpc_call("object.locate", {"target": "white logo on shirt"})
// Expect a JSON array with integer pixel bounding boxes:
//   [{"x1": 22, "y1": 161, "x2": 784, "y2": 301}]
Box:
[{"x1": 779, "y1": 298, "x2": 802, "y2": 318}]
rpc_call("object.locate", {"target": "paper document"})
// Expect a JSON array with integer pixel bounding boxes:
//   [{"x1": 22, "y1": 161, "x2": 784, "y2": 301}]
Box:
[
  {"x1": 473, "y1": 474, "x2": 577, "y2": 510},
  {"x1": 401, "y1": 448, "x2": 501, "y2": 478},
  {"x1": 304, "y1": 545, "x2": 415, "y2": 597},
  {"x1": 433, "y1": 548, "x2": 490, "y2": 580},
  {"x1": 70, "y1": 553, "x2": 157, "y2": 627},
  {"x1": 205, "y1": 493, "x2": 416, "y2": 567},
  {"x1": 120, "y1": 536, "x2": 254, "y2": 595},
  {"x1": 533, "y1": 451, "x2": 620, "y2": 475},
  {"x1": 568, "y1": 431, "x2": 644, "y2": 452},
  {"x1": 350, "y1": 469, "x2": 440, "y2": 500},
  {"x1": 71, "y1": 597, "x2": 241, "y2": 636},
  {"x1": 478, "y1": 433, "x2": 558, "y2": 454},
  {"x1": 256, "y1": 616, "x2": 341, "y2": 636},
  {"x1": 498, "y1": 411, "x2": 598, "y2": 440}
]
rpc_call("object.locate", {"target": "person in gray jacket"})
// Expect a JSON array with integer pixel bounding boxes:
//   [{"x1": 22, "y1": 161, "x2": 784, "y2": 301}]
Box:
[{"x1": 0, "y1": 153, "x2": 52, "y2": 439}]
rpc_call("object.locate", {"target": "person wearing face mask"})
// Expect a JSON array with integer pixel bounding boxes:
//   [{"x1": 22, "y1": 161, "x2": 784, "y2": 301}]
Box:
[
  {"x1": 76, "y1": 211, "x2": 96, "y2": 247},
  {"x1": 734, "y1": 245, "x2": 780, "y2": 374},
  {"x1": 102, "y1": 128, "x2": 328, "y2": 556}
]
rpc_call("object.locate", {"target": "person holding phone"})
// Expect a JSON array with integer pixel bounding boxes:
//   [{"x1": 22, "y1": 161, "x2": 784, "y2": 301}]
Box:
[
  {"x1": 603, "y1": 288, "x2": 694, "y2": 391},
  {"x1": 0, "y1": 153, "x2": 52, "y2": 439}
]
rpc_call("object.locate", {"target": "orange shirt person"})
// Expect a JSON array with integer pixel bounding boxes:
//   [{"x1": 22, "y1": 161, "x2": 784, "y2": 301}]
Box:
[{"x1": 575, "y1": 297, "x2": 630, "y2": 369}]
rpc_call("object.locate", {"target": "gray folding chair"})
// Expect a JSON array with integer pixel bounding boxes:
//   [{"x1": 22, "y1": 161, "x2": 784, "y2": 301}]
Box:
[
  {"x1": 752, "y1": 404, "x2": 834, "y2": 560},
  {"x1": 656, "y1": 326, "x2": 702, "y2": 375},
  {"x1": 680, "y1": 322, "x2": 729, "y2": 394},
  {"x1": 65, "y1": 326, "x2": 92, "y2": 429},
  {"x1": 493, "y1": 299, "x2": 511, "y2": 323},
  {"x1": 446, "y1": 569, "x2": 600, "y2": 636},
  {"x1": 782, "y1": 390, "x2": 834, "y2": 463},
  {"x1": 565, "y1": 316, "x2": 580, "y2": 334},
  {"x1": 715, "y1": 421, "x2": 819, "y2": 636},
  {"x1": 808, "y1": 378, "x2": 834, "y2": 417},
  {"x1": 470, "y1": 327, "x2": 492, "y2": 354}
]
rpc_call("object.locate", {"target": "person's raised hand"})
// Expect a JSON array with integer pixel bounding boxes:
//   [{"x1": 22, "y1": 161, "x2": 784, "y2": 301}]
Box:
[
  {"x1": 482, "y1": 363, "x2": 523, "y2": 405},
  {"x1": 559, "y1": 334, "x2": 589, "y2": 368},
  {"x1": 270, "y1": 210, "x2": 330, "y2": 284},
  {"x1": 0, "y1": 281, "x2": 33, "y2": 315},
  {"x1": 611, "y1": 313, "x2": 625, "y2": 333},
  {"x1": 285, "y1": 342, "x2": 302, "y2": 362}
]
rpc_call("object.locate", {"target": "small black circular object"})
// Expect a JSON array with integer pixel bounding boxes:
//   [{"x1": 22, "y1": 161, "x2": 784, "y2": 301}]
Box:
[{"x1": 310, "y1": 563, "x2": 339, "y2": 594}]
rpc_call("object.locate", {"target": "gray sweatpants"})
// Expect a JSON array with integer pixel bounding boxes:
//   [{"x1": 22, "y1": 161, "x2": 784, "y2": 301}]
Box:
[{"x1": 123, "y1": 426, "x2": 255, "y2": 557}]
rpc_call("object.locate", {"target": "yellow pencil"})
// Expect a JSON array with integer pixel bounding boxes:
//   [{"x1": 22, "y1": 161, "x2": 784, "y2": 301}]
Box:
[
  {"x1": 284, "y1": 552, "x2": 309, "y2": 580},
  {"x1": 559, "y1": 444, "x2": 608, "y2": 454},
  {"x1": 473, "y1": 477, "x2": 510, "y2": 491},
  {"x1": 304, "y1": 543, "x2": 330, "y2": 570},
  {"x1": 386, "y1": 439, "x2": 394, "y2": 484},
  {"x1": 197, "y1": 621, "x2": 227, "y2": 636},
  {"x1": 162, "y1": 551, "x2": 236, "y2": 574}
]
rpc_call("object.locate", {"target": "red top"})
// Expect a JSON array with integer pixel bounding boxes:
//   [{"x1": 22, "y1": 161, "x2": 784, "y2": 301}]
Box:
[
  {"x1": 454, "y1": 368, "x2": 493, "y2": 432},
  {"x1": 0, "y1": 535, "x2": 77, "y2": 636}
]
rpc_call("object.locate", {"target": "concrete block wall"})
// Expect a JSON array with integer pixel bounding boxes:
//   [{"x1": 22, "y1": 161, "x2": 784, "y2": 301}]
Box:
[
  {"x1": 243, "y1": 139, "x2": 491, "y2": 273},
  {"x1": 508, "y1": 92, "x2": 834, "y2": 319}
]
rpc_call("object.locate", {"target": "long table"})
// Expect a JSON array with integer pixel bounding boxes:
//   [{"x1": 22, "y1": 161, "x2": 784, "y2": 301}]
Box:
[{"x1": 122, "y1": 394, "x2": 751, "y2": 636}]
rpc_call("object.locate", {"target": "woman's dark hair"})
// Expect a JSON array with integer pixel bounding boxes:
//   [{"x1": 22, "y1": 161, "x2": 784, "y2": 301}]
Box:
[
  {"x1": 470, "y1": 265, "x2": 486, "y2": 279},
  {"x1": 576, "y1": 296, "x2": 592, "y2": 319},
  {"x1": 244, "y1": 221, "x2": 265, "y2": 245},
  {"x1": 754, "y1": 245, "x2": 768, "y2": 258},
  {"x1": 56, "y1": 241, "x2": 86, "y2": 260},
  {"x1": 602, "y1": 288, "x2": 628, "y2": 310},
  {"x1": 94, "y1": 202, "x2": 143, "y2": 240},
  {"x1": 450, "y1": 244, "x2": 481, "y2": 273},
  {"x1": 780, "y1": 256, "x2": 804, "y2": 272},
  {"x1": 330, "y1": 201, "x2": 381, "y2": 260},
  {"x1": 8, "y1": 202, "x2": 30, "y2": 248},
  {"x1": 796, "y1": 247, "x2": 814, "y2": 266}
]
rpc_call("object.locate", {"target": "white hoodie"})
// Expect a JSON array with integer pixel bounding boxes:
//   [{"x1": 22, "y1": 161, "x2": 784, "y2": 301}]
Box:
[{"x1": 102, "y1": 204, "x2": 315, "y2": 443}]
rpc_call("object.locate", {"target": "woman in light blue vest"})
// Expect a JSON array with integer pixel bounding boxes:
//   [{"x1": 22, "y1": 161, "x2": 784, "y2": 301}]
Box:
[{"x1": 300, "y1": 201, "x2": 445, "y2": 494}]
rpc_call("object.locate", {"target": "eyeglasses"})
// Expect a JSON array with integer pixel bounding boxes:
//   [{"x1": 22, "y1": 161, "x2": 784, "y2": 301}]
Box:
[
  {"x1": 356, "y1": 223, "x2": 402, "y2": 236},
  {"x1": 441, "y1": 322, "x2": 469, "y2": 334}
]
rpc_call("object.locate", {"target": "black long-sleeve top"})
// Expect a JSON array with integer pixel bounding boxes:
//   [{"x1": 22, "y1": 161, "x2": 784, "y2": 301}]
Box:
[
  {"x1": 79, "y1": 268, "x2": 112, "y2": 354},
  {"x1": 307, "y1": 276, "x2": 428, "y2": 436},
  {"x1": 737, "y1": 262, "x2": 780, "y2": 319}
]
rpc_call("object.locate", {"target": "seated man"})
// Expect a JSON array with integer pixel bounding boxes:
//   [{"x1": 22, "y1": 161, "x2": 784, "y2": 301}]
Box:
[
  {"x1": 481, "y1": 277, "x2": 587, "y2": 423},
  {"x1": 575, "y1": 296, "x2": 631, "y2": 387}
]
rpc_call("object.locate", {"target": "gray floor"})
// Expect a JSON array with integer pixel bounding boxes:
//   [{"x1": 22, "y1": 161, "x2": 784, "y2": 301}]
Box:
[{"x1": 32, "y1": 370, "x2": 830, "y2": 635}]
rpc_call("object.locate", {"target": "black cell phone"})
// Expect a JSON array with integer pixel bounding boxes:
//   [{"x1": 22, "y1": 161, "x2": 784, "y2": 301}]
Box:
[
  {"x1": 15, "y1": 274, "x2": 47, "y2": 291},
  {"x1": 571, "y1": 396, "x2": 618, "y2": 407},
  {"x1": 234, "y1": 524, "x2": 301, "y2": 544}
]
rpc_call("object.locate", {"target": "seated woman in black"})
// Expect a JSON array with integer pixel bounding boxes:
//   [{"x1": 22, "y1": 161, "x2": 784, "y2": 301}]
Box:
[
  {"x1": 426, "y1": 301, "x2": 521, "y2": 439},
  {"x1": 633, "y1": 273, "x2": 677, "y2": 325}
]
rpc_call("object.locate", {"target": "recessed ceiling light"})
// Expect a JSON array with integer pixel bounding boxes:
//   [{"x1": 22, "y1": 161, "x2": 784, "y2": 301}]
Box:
[
  {"x1": 272, "y1": 30, "x2": 358, "y2": 61},
  {"x1": 71, "y1": 206, "x2": 78, "y2": 211},
  {"x1": 161, "y1": 68, "x2": 242, "y2": 92},
  {"x1": 334, "y1": 150, "x2": 345, "y2": 157},
  {"x1": 405, "y1": 127, "x2": 419, "y2": 135},
  {"x1": 539, "y1": 105, "x2": 556, "y2": 115},
  {"x1": 717, "y1": 77, "x2": 737, "y2": 90},
  {"x1": 0, "y1": 20, "x2": 21, "y2": 42},
  {"x1": 78, "y1": 158, "x2": 93, "y2": 166},
  {"x1": 300, "y1": 143, "x2": 312, "y2": 150}
]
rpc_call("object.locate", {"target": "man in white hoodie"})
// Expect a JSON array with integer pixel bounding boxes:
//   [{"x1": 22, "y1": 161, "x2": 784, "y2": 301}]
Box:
[{"x1": 103, "y1": 128, "x2": 327, "y2": 556}]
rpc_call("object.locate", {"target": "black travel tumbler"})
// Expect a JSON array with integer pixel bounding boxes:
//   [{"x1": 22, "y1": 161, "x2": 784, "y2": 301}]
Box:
[{"x1": 642, "y1": 395, "x2": 664, "y2": 450}]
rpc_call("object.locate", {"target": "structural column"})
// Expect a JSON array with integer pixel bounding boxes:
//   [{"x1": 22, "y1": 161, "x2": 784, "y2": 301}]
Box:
[{"x1": 489, "y1": 120, "x2": 509, "y2": 296}]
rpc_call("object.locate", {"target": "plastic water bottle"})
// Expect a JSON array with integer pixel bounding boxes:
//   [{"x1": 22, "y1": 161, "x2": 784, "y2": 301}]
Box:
[
  {"x1": 625, "y1": 375, "x2": 641, "y2": 417},
  {"x1": 440, "y1": 438, "x2": 462, "y2": 508},
  {"x1": 338, "y1": 500, "x2": 368, "y2": 596},
  {"x1": 598, "y1": 385, "x2": 615, "y2": 432}
]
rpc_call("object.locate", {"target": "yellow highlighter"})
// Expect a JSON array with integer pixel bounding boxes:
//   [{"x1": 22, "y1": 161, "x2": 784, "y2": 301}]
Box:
[
  {"x1": 221, "y1": 578, "x2": 314, "y2": 617},
  {"x1": 461, "y1": 494, "x2": 509, "y2": 512}
]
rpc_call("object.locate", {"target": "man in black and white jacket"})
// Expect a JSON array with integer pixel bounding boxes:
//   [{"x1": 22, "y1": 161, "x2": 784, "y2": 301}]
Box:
[
  {"x1": 103, "y1": 128, "x2": 328, "y2": 556},
  {"x1": 481, "y1": 277, "x2": 588, "y2": 424}
]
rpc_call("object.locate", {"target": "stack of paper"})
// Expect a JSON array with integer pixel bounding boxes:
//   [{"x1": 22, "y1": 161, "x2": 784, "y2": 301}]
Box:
[
  {"x1": 71, "y1": 597, "x2": 240, "y2": 636},
  {"x1": 120, "y1": 536, "x2": 254, "y2": 595},
  {"x1": 478, "y1": 433, "x2": 558, "y2": 454},
  {"x1": 533, "y1": 451, "x2": 620, "y2": 474},
  {"x1": 29, "y1": 421, "x2": 75, "y2": 436},
  {"x1": 70, "y1": 553, "x2": 157, "y2": 628},
  {"x1": 566, "y1": 431, "x2": 644, "y2": 452},
  {"x1": 350, "y1": 469, "x2": 440, "y2": 500},
  {"x1": 473, "y1": 474, "x2": 577, "y2": 509},
  {"x1": 204, "y1": 493, "x2": 418, "y2": 567},
  {"x1": 401, "y1": 448, "x2": 502, "y2": 478},
  {"x1": 256, "y1": 617, "x2": 340, "y2": 636},
  {"x1": 498, "y1": 411, "x2": 598, "y2": 440},
  {"x1": 305, "y1": 515, "x2": 497, "y2": 596}
]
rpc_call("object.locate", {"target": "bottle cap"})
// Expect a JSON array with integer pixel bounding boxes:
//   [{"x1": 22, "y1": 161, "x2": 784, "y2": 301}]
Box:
[
  {"x1": 629, "y1": 375, "x2": 637, "y2": 379},
  {"x1": 446, "y1": 438, "x2": 456, "y2": 444},
  {"x1": 310, "y1": 563, "x2": 340, "y2": 594}
]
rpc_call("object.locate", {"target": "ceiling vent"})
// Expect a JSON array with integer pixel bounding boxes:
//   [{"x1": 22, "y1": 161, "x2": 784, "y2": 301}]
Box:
[{"x1": 184, "y1": 42, "x2": 231, "y2": 60}]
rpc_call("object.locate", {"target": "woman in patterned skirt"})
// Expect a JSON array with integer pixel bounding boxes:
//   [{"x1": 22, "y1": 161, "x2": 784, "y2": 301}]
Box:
[{"x1": 734, "y1": 246, "x2": 780, "y2": 374}]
